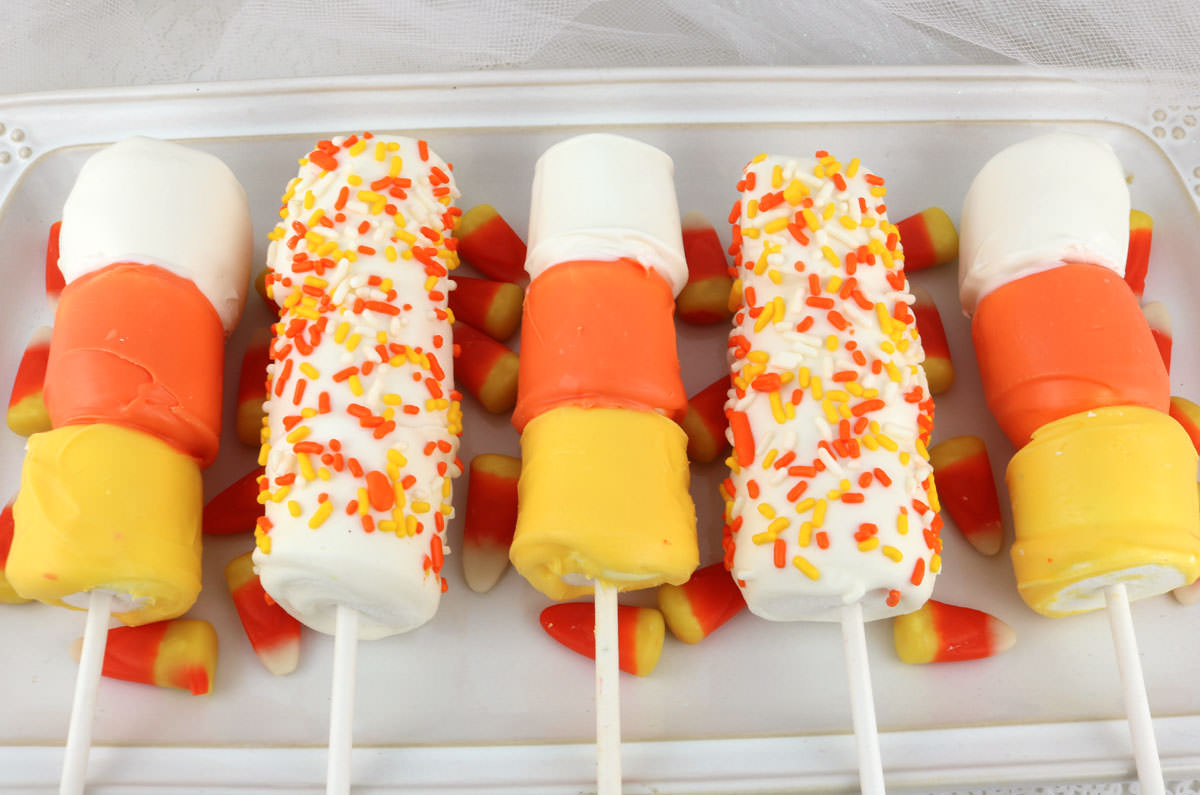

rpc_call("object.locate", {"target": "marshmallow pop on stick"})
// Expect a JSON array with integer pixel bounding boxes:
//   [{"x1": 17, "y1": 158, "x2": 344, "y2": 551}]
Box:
[
  {"x1": 256, "y1": 133, "x2": 462, "y2": 794},
  {"x1": 724, "y1": 151, "x2": 940, "y2": 794},
  {"x1": 5, "y1": 137, "x2": 252, "y2": 794},
  {"x1": 961, "y1": 132, "x2": 1200, "y2": 794},
  {"x1": 508, "y1": 134, "x2": 699, "y2": 794}
]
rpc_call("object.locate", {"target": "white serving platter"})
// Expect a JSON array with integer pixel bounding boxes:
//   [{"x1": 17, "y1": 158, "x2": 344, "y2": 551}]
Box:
[{"x1": 0, "y1": 67, "x2": 1198, "y2": 794}]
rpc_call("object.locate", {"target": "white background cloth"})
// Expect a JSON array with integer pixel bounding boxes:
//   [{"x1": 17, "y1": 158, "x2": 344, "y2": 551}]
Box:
[{"x1": 2, "y1": 2, "x2": 1197, "y2": 792}]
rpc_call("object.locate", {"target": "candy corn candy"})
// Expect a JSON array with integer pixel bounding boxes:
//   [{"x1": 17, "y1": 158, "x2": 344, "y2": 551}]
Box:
[
  {"x1": 462, "y1": 453, "x2": 520, "y2": 593},
  {"x1": 1125, "y1": 210, "x2": 1153, "y2": 300},
  {"x1": 929, "y1": 435, "x2": 1004, "y2": 556},
  {"x1": 1169, "y1": 396, "x2": 1200, "y2": 455},
  {"x1": 1142, "y1": 301, "x2": 1172, "y2": 374},
  {"x1": 454, "y1": 321, "x2": 519, "y2": 414},
  {"x1": 657, "y1": 562, "x2": 745, "y2": 644},
  {"x1": 676, "y1": 211, "x2": 733, "y2": 325},
  {"x1": 235, "y1": 328, "x2": 271, "y2": 447},
  {"x1": 893, "y1": 599, "x2": 1015, "y2": 664},
  {"x1": 911, "y1": 285, "x2": 954, "y2": 395},
  {"x1": 45, "y1": 221, "x2": 64, "y2": 303},
  {"x1": 896, "y1": 207, "x2": 958, "y2": 272},
  {"x1": 0, "y1": 500, "x2": 30, "y2": 604},
  {"x1": 71, "y1": 618, "x2": 218, "y2": 695},
  {"x1": 679, "y1": 375, "x2": 730, "y2": 464},
  {"x1": 448, "y1": 275, "x2": 523, "y2": 341},
  {"x1": 203, "y1": 466, "x2": 263, "y2": 535},
  {"x1": 455, "y1": 204, "x2": 528, "y2": 283},
  {"x1": 6, "y1": 326, "x2": 52, "y2": 437},
  {"x1": 539, "y1": 601, "x2": 665, "y2": 677},
  {"x1": 225, "y1": 551, "x2": 301, "y2": 676}
]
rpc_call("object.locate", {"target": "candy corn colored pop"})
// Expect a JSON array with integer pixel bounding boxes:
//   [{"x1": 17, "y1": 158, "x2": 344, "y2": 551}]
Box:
[
  {"x1": 508, "y1": 134, "x2": 698, "y2": 601},
  {"x1": 255, "y1": 134, "x2": 463, "y2": 639},
  {"x1": 7, "y1": 137, "x2": 251, "y2": 625},
  {"x1": 723, "y1": 150, "x2": 941, "y2": 621},
  {"x1": 961, "y1": 133, "x2": 1200, "y2": 616},
  {"x1": 71, "y1": 619, "x2": 218, "y2": 695}
]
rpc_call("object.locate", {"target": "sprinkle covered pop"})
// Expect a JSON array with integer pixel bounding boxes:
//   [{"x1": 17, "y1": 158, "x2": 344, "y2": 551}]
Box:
[
  {"x1": 254, "y1": 133, "x2": 463, "y2": 641},
  {"x1": 723, "y1": 151, "x2": 940, "y2": 622}
]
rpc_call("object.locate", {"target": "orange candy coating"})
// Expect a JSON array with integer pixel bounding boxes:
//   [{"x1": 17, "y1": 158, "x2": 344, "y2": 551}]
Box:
[
  {"x1": 44, "y1": 263, "x2": 225, "y2": 466},
  {"x1": 512, "y1": 259, "x2": 687, "y2": 433},
  {"x1": 971, "y1": 263, "x2": 1167, "y2": 448}
]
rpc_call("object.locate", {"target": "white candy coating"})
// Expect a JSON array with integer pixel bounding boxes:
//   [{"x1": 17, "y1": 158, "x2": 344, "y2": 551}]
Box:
[
  {"x1": 57, "y1": 137, "x2": 253, "y2": 332},
  {"x1": 525, "y1": 133, "x2": 687, "y2": 293},
  {"x1": 958, "y1": 132, "x2": 1129, "y2": 314}
]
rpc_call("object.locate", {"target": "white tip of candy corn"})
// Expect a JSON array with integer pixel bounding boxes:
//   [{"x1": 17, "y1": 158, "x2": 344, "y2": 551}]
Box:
[
  {"x1": 258, "y1": 637, "x2": 301, "y2": 677},
  {"x1": 463, "y1": 543, "x2": 510, "y2": 594},
  {"x1": 1173, "y1": 579, "x2": 1200, "y2": 606}
]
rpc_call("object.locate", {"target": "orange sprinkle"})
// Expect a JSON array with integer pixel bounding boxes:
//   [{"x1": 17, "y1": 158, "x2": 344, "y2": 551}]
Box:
[
  {"x1": 773, "y1": 539, "x2": 787, "y2": 568},
  {"x1": 418, "y1": 140, "x2": 429, "y2": 161},
  {"x1": 308, "y1": 150, "x2": 338, "y2": 171},
  {"x1": 911, "y1": 557, "x2": 926, "y2": 586},
  {"x1": 841, "y1": 493, "x2": 865, "y2": 504},
  {"x1": 815, "y1": 531, "x2": 830, "y2": 549},
  {"x1": 785, "y1": 481, "x2": 807, "y2": 502},
  {"x1": 886, "y1": 589, "x2": 901, "y2": 607},
  {"x1": 729, "y1": 411, "x2": 755, "y2": 466},
  {"x1": 366, "y1": 471, "x2": 395, "y2": 511},
  {"x1": 747, "y1": 480, "x2": 761, "y2": 499}
]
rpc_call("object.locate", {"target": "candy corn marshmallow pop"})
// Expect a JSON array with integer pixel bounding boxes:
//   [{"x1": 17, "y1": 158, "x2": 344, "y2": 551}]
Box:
[
  {"x1": 508, "y1": 134, "x2": 699, "y2": 794},
  {"x1": 724, "y1": 150, "x2": 940, "y2": 793},
  {"x1": 961, "y1": 132, "x2": 1200, "y2": 794},
  {"x1": 255, "y1": 133, "x2": 462, "y2": 793},
  {"x1": 5, "y1": 137, "x2": 252, "y2": 794}
]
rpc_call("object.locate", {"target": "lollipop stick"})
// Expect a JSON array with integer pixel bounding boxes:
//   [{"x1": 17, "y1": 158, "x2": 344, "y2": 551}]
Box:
[
  {"x1": 327, "y1": 604, "x2": 359, "y2": 795},
  {"x1": 61, "y1": 590, "x2": 113, "y2": 795},
  {"x1": 840, "y1": 601, "x2": 885, "y2": 795},
  {"x1": 1105, "y1": 583, "x2": 1165, "y2": 795},
  {"x1": 594, "y1": 580, "x2": 621, "y2": 795}
]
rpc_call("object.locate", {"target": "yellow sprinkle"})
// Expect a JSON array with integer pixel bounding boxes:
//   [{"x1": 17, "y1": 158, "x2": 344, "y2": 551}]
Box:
[
  {"x1": 412, "y1": 501, "x2": 431, "y2": 514},
  {"x1": 927, "y1": 478, "x2": 940, "y2": 512},
  {"x1": 405, "y1": 515, "x2": 419, "y2": 536},
  {"x1": 299, "y1": 362, "x2": 320, "y2": 379},
  {"x1": 810, "y1": 376, "x2": 823, "y2": 400},
  {"x1": 270, "y1": 485, "x2": 291, "y2": 504},
  {"x1": 771, "y1": 164, "x2": 783, "y2": 189},
  {"x1": 793, "y1": 556, "x2": 820, "y2": 580},
  {"x1": 752, "y1": 153, "x2": 767, "y2": 163},
  {"x1": 762, "y1": 449, "x2": 778, "y2": 469},
  {"x1": 746, "y1": 198, "x2": 758, "y2": 219},
  {"x1": 802, "y1": 208, "x2": 820, "y2": 230},
  {"x1": 795, "y1": 498, "x2": 815, "y2": 514},
  {"x1": 303, "y1": 190, "x2": 315, "y2": 210},
  {"x1": 389, "y1": 155, "x2": 403, "y2": 177},
  {"x1": 869, "y1": 185, "x2": 887, "y2": 197},
  {"x1": 783, "y1": 179, "x2": 808, "y2": 205},
  {"x1": 752, "y1": 531, "x2": 777, "y2": 546},
  {"x1": 822, "y1": 245, "x2": 840, "y2": 268},
  {"x1": 293, "y1": 306, "x2": 319, "y2": 321},
  {"x1": 882, "y1": 545, "x2": 903, "y2": 562},
  {"x1": 268, "y1": 227, "x2": 285, "y2": 241},
  {"x1": 822, "y1": 399, "x2": 839, "y2": 424},
  {"x1": 898, "y1": 512, "x2": 909, "y2": 535},
  {"x1": 797, "y1": 367, "x2": 811, "y2": 388},
  {"x1": 916, "y1": 438, "x2": 930, "y2": 462},
  {"x1": 838, "y1": 403, "x2": 853, "y2": 419},
  {"x1": 742, "y1": 226, "x2": 760, "y2": 239},
  {"x1": 825, "y1": 335, "x2": 839, "y2": 352},
  {"x1": 846, "y1": 381, "x2": 863, "y2": 396},
  {"x1": 757, "y1": 503, "x2": 777, "y2": 520},
  {"x1": 822, "y1": 202, "x2": 836, "y2": 221},
  {"x1": 812, "y1": 499, "x2": 827, "y2": 528},
  {"x1": 768, "y1": 516, "x2": 790, "y2": 534},
  {"x1": 747, "y1": 350, "x2": 770, "y2": 364},
  {"x1": 877, "y1": 434, "x2": 899, "y2": 452},
  {"x1": 385, "y1": 245, "x2": 398, "y2": 262},
  {"x1": 764, "y1": 217, "x2": 788, "y2": 234},
  {"x1": 257, "y1": 443, "x2": 271, "y2": 467},
  {"x1": 881, "y1": 341, "x2": 896, "y2": 354},
  {"x1": 300, "y1": 408, "x2": 317, "y2": 418},
  {"x1": 846, "y1": 158, "x2": 860, "y2": 177},
  {"x1": 309, "y1": 501, "x2": 333, "y2": 529},
  {"x1": 334, "y1": 321, "x2": 350, "y2": 344},
  {"x1": 930, "y1": 554, "x2": 942, "y2": 573},
  {"x1": 885, "y1": 361, "x2": 902, "y2": 382},
  {"x1": 783, "y1": 401, "x2": 796, "y2": 420},
  {"x1": 396, "y1": 229, "x2": 418, "y2": 244},
  {"x1": 827, "y1": 276, "x2": 843, "y2": 293},
  {"x1": 348, "y1": 375, "x2": 364, "y2": 397},
  {"x1": 858, "y1": 538, "x2": 881, "y2": 552},
  {"x1": 345, "y1": 334, "x2": 362, "y2": 352},
  {"x1": 862, "y1": 434, "x2": 879, "y2": 451},
  {"x1": 388, "y1": 449, "x2": 407, "y2": 467},
  {"x1": 861, "y1": 217, "x2": 876, "y2": 228},
  {"x1": 298, "y1": 453, "x2": 317, "y2": 482},
  {"x1": 839, "y1": 216, "x2": 858, "y2": 230},
  {"x1": 900, "y1": 451, "x2": 911, "y2": 466},
  {"x1": 287, "y1": 500, "x2": 302, "y2": 518},
  {"x1": 378, "y1": 519, "x2": 398, "y2": 534},
  {"x1": 254, "y1": 527, "x2": 271, "y2": 554},
  {"x1": 317, "y1": 468, "x2": 332, "y2": 481},
  {"x1": 285, "y1": 426, "x2": 309, "y2": 443},
  {"x1": 769, "y1": 391, "x2": 786, "y2": 424}
]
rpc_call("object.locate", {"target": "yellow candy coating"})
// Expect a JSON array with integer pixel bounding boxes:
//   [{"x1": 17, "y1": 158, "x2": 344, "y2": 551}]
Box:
[
  {"x1": 1008, "y1": 406, "x2": 1200, "y2": 617},
  {"x1": 510, "y1": 406, "x2": 698, "y2": 600},
  {"x1": 8, "y1": 424, "x2": 203, "y2": 626}
]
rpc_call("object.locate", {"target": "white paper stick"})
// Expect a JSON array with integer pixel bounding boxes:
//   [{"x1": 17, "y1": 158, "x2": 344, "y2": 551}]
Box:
[
  {"x1": 594, "y1": 580, "x2": 621, "y2": 795},
  {"x1": 61, "y1": 590, "x2": 113, "y2": 795},
  {"x1": 327, "y1": 605, "x2": 359, "y2": 795},
  {"x1": 1105, "y1": 583, "x2": 1165, "y2": 795},
  {"x1": 840, "y1": 601, "x2": 885, "y2": 795}
]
